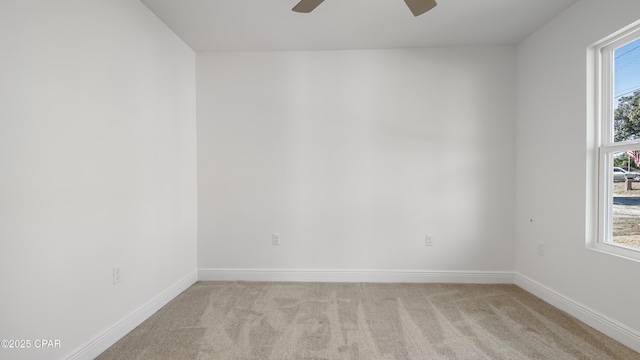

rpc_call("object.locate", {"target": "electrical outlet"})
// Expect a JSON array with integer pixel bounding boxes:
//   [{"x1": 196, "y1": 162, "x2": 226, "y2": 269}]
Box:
[
  {"x1": 272, "y1": 233, "x2": 280, "y2": 246},
  {"x1": 113, "y1": 265, "x2": 121, "y2": 284},
  {"x1": 538, "y1": 243, "x2": 545, "y2": 256},
  {"x1": 425, "y1": 235, "x2": 434, "y2": 246}
]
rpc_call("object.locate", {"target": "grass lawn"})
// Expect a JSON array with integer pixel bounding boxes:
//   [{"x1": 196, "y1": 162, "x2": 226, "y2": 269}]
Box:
[{"x1": 612, "y1": 181, "x2": 640, "y2": 249}]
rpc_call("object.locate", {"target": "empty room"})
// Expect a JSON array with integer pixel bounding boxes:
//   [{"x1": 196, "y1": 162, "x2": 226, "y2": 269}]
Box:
[{"x1": 3, "y1": 0, "x2": 640, "y2": 359}]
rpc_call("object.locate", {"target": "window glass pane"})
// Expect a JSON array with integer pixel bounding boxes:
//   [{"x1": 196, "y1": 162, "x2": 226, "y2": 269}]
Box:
[
  {"x1": 611, "y1": 149, "x2": 640, "y2": 249},
  {"x1": 613, "y1": 38, "x2": 640, "y2": 142}
]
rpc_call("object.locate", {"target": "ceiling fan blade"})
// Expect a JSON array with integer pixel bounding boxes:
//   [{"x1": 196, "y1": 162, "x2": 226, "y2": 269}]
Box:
[
  {"x1": 403, "y1": 0, "x2": 437, "y2": 17},
  {"x1": 292, "y1": 0, "x2": 325, "y2": 13}
]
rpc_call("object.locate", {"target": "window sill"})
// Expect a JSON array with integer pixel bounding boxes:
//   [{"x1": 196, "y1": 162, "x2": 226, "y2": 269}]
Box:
[{"x1": 590, "y1": 241, "x2": 640, "y2": 263}]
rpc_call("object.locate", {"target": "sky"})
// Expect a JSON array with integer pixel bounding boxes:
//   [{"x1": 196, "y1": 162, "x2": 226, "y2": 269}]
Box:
[{"x1": 614, "y1": 37, "x2": 640, "y2": 103}]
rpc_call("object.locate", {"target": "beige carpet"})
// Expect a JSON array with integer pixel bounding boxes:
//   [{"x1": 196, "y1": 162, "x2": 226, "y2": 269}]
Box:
[{"x1": 97, "y1": 282, "x2": 640, "y2": 360}]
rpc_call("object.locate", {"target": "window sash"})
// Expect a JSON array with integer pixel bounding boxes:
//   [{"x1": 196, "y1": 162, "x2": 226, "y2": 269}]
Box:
[{"x1": 595, "y1": 23, "x2": 640, "y2": 261}]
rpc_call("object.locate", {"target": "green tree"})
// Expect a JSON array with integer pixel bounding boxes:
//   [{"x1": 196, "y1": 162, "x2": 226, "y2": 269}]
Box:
[
  {"x1": 614, "y1": 153, "x2": 638, "y2": 168},
  {"x1": 614, "y1": 90, "x2": 640, "y2": 142}
]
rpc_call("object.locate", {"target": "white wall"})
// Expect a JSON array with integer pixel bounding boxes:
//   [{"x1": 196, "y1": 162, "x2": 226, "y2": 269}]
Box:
[
  {"x1": 516, "y1": 0, "x2": 640, "y2": 343},
  {"x1": 197, "y1": 48, "x2": 516, "y2": 273},
  {"x1": 0, "y1": 1, "x2": 197, "y2": 359}
]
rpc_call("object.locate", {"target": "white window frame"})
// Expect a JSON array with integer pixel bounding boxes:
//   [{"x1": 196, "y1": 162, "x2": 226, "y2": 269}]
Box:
[{"x1": 593, "y1": 23, "x2": 640, "y2": 261}]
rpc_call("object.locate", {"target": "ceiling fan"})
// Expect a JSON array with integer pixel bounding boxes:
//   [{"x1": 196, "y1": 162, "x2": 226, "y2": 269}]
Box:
[{"x1": 292, "y1": 0, "x2": 437, "y2": 17}]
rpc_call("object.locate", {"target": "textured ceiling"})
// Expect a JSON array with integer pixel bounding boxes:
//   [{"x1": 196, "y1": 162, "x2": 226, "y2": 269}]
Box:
[{"x1": 140, "y1": 0, "x2": 579, "y2": 52}]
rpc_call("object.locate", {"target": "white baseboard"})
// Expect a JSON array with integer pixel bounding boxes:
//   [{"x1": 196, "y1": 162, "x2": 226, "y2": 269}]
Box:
[
  {"x1": 65, "y1": 270, "x2": 198, "y2": 360},
  {"x1": 515, "y1": 273, "x2": 640, "y2": 353},
  {"x1": 61, "y1": 269, "x2": 640, "y2": 359},
  {"x1": 198, "y1": 268, "x2": 515, "y2": 284}
]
